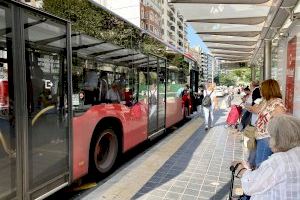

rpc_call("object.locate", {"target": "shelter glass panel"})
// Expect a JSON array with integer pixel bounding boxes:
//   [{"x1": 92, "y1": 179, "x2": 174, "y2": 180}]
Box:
[
  {"x1": 24, "y1": 11, "x2": 69, "y2": 190},
  {"x1": 0, "y1": 4, "x2": 16, "y2": 200}
]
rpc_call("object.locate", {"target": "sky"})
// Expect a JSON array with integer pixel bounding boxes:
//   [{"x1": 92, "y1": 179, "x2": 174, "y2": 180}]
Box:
[{"x1": 187, "y1": 25, "x2": 209, "y2": 53}]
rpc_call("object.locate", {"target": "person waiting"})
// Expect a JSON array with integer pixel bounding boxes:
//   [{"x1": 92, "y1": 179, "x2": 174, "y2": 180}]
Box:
[
  {"x1": 106, "y1": 83, "x2": 121, "y2": 103},
  {"x1": 245, "y1": 79, "x2": 286, "y2": 168},
  {"x1": 231, "y1": 115, "x2": 300, "y2": 199}
]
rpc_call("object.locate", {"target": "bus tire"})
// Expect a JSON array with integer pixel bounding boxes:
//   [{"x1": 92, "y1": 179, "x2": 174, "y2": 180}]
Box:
[{"x1": 89, "y1": 128, "x2": 118, "y2": 175}]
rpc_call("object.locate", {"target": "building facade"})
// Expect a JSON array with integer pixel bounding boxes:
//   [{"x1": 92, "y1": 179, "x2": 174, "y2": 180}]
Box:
[
  {"x1": 141, "y1": 0, "x2": 162, "y2": 38},
  {"x1": 94, "y1": 0, "x2": 188, "y2": 52},
  {"x1": 160, "y1": 1, "x2": 187, "y2": 52}
]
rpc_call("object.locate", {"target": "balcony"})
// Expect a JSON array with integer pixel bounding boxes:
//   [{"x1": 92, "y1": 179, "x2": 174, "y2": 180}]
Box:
[
  {"x1": 177, "y1": 20, "x2": 182, "y2": 27},
  {"x1": 178, "y1": 40, "x2": 183, "y2": 47},
  {"x1": 178, "y1": 32, "x2": 183, "y2": 39},
  {"x1": 169, "y1": 4, "x2": 175, "y2": 13},
  {"x1": 169, "y1": 16, "x2": 175, "y2": 23},
  {"x1": 168, "y1": 31, "x2": 175, "y2": 40},
  {"x1": 178, "y1": 25, "x2": 183, "y2": 31},
  {"x1": 169, "y1": 41, "x2": 175, "y2": 47},
  {"x1": 177, "y1": 13, "x2": 184, "y2": 22},
  {"x1": 167, "y1": 10, "x2": 173, "y2": 18},
  {"x1": 170, "y1": 25, "x2": 175, "y2": 32}
]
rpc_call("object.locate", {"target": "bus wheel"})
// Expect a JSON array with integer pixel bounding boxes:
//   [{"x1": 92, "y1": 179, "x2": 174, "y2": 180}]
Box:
[{"x1": 90, "y1": 128, "x2": 118, "y2": 174}]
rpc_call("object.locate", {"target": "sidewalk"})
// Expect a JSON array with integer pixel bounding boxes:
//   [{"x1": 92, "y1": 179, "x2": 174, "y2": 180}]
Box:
[{"x1": 79, "y1": 107, "x2": 246, "y2": 200}]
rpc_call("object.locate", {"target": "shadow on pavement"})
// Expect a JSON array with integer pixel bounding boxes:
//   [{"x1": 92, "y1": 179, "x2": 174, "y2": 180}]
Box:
[{"x1": 132, "y1": 109, "x2": 227, "y2": 199}]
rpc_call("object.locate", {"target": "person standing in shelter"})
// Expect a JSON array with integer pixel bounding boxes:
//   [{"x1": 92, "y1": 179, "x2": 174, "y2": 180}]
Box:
[
  {"x1": 246, "y1": 81, "x2": 261, "y2": 168},
  {"x1": 182, "y1": 88, "x2": 191, "y2": 117},
  {"x1": 250, "y1": 80, "x2": 261, "y2": 126},
  {"x1": 196, "y1": 86, "x2": 204, "y2": 115},
  {"x1": 106, "y1": 82, "x2": 121, "y2": 103},
  {"x1": 226, "y1": 91, "x2": 234, "y2": 109},
  {"x1": 245, "y1": 79, "x2": 286, "y2": 168},
  {"x1": 202, "y1": 83, "x2": 218, "y2": 130},
  {"x1": 238, "y1": 86, "x2": 252, "y2": 132},
  {"x1": 98, "y1": 71, "x2": 108, "y2": 103}
]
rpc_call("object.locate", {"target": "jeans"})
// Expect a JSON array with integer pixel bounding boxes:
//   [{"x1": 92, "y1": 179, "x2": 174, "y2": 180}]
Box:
[
  {"x1": 255, "y1": 138, "x2": 272, "y2": 167},
  {"x1": 203, "y1": 106, "x2": 214, "y2": 127},
  {"x1": 248, "y1": 149, "x2": 256, "y2": 169}
]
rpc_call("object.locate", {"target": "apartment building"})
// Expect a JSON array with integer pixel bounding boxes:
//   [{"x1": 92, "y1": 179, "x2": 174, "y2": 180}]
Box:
[
  {"x1": 188, "y1": 46, "x2": 203, "y2": 82},
  {"x1": 141, "y1": 0, "x2": 162, "y2": 38},
  {"x1": 199, "y1": 51, "x2": 218, "y2": 83},
  {"x1": 95, "y1": 0, "x2": 188, "y2": 52},
  {"x1": 160, "y1": 1, "x2": 187, "y2": 52}
]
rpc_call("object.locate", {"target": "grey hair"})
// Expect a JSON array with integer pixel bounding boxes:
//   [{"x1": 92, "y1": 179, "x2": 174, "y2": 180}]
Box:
[{"x1": 268, "y1": 115, "x2": 300, "y2": 152}]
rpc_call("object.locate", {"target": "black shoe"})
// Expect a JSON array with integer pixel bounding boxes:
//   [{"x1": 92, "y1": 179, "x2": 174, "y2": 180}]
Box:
[{"x1": 205, "y1": 126, "x2": 209, "y2": 131}]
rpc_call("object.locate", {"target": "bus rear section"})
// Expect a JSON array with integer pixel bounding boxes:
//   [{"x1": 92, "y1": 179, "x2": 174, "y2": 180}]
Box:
[{"x1": 70, "y1": 34, "x2": 185, "y2": 180}]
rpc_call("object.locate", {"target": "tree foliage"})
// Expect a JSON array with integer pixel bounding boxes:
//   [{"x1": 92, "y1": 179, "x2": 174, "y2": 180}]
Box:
[
  {"x1": 43, "y1": 0, "x2": 165, "y2": 55},
  {"x1": 165, "y1": 53, "x2": 189, "y2": 76},
  {"x1": 219, "y1": 67, "x2": 252, "y2": 86}
]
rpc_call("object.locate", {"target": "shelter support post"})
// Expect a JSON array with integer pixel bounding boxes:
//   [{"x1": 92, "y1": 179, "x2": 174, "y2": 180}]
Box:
[
  {"x1": 264, "y1": 39, "x2": 272, "y2": 80},
  {"x1": 260, "y1": 65, "x2": 264, "y2": 81},
  {"x1": 251, "y1": 66, "x2": 256, "y2": 81}
]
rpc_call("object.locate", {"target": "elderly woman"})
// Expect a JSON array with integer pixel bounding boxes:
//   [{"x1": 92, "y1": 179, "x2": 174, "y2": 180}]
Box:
[
  {"x1": 232, "y1": 115, "x2": 300, "y2": 199},
  {"x1": 245, "y1": 79, "x2": 286, "y2": 167}
]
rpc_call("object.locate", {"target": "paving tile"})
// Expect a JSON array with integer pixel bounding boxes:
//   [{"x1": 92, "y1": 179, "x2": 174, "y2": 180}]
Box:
[
  {"x1": 146, "y1": 195, "x2": 163, "y2": 200},
  {"x1": 201, "y1": 185, "x2": 216, "y2": 193},
  {"x1": 181, "y1": 194, "x2": 198, "y2": 200},
  {"x1": 183, "y1": 188, "x2": 200, "y2": 197},
  {"x1": 174, "y1": 181, "x2": 189, "y2": 188},
  {"x1": 150, "y1": 189, "x2": 167, "y2": 197},
  {"x1": 170, "y1": 186, "x2": 185, "y2": 193},
  {"x1": 198, "y1": 191, "x2": 215, "y2": 199},
  {"x1": 186, "y1": 183, "x2": 202, "y2": 190},
  {"x1": 176, "y1": 176, "x2": 190, "y2": 182},
  {"x1": 165, "y1": 191, "x2": 181, "y2": 199}
]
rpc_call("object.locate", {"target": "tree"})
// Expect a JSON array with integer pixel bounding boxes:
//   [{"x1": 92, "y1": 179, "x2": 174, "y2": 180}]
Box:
[
  {"x1": 219, "y1": 67, "x2": 252, "y2": 86},
  {"x1": 219, "y1": 73, "x2": 236, "y2": 86}
]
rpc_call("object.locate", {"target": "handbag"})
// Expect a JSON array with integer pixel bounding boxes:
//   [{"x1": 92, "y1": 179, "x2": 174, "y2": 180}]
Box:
[{"x1": 243, "y1": 126, "x2": 256, "y2": 150}]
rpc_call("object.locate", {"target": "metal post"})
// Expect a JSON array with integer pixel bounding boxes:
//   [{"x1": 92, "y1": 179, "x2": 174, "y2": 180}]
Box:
[
  {"x1": 251, "y1": 66, "x2": 256, "y2": 81},
  {"x1": 260, "y1": 65, "x2": 264, "y2": 81},
  {"x1": 264, "y1": 40, "x2": 272, "y2": 80},
  {"x1": 12, "y1": 4, "x2": 28, "y2": 199},
  {"x1": 66, "y1": 22, "x2": 73, "y2": 183}
]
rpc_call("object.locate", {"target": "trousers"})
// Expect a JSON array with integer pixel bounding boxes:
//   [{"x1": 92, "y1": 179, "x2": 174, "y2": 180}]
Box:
[
  {"x1": 255, "y1": 137, "x2": 272, "y2": 167},
  {"x1": 203, "y1": 106, "x2": 214, "y2": 126}
]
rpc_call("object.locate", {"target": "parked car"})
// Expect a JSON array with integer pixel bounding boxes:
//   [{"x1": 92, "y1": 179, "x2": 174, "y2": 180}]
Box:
[{"x1": 215, "y1": 87, "x2": 225, "y2": 97}]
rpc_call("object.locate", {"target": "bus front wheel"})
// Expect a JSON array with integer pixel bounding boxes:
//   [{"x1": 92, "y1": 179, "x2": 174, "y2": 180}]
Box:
[{"x1": 90, "y1": 128, "x2": 119, "y2": 174}]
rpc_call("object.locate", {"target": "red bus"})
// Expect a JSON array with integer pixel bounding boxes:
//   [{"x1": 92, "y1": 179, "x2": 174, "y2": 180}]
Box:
[{"x1": 0, "y1": 1, "x2": 198, "y2": 199}]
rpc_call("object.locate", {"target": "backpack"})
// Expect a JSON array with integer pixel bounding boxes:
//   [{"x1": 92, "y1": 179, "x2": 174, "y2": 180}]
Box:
[{"x1": 202, "y1": 91, "x2": 212, "y2": 107}]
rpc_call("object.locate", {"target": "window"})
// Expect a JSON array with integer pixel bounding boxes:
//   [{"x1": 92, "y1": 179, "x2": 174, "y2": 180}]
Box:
[
  {"x1": 72, "y1": 57, "x2": 138, "y2": 109},
  {"x1": 150, "y1": 25, "x2": 154, "y2": 32},
  {"x1": 149, "y1": 12, "x2": 154, "y2": 21},
  {"x1": 141, "y1": 7, "x2": 144, "y2": 18}
]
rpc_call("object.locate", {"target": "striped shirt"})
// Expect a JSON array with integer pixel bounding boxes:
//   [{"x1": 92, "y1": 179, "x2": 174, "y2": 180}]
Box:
[{"x1": 241, "y1": 146, "x2": 300, "y2": 200}]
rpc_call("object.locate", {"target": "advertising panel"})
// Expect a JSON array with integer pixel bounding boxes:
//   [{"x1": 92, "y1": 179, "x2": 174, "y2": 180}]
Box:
[{"x1": 285, "y1": 36, "x2": 297, "y2": 113}]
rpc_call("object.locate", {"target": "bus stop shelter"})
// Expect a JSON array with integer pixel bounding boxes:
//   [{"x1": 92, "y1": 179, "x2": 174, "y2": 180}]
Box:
[{"x1": 169, "y1": 0, "x2": 299, "y2": 81}]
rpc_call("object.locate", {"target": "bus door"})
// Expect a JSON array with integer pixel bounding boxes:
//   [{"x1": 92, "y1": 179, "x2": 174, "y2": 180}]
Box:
[
  {"x1": 148, "y1": 56, "x2": 166, "y2": 137},
  {"x1": 157, "y1": 58, "x2": 166, "y2": 130},
  {"x1": 148, "y1": 57, "x2": 158, "y2": 134}
]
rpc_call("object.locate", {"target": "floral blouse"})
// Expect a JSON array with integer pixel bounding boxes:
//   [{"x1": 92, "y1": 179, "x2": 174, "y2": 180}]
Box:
[{"x1": 255, "y1": 98, "x2": 286, "y2": 139}]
